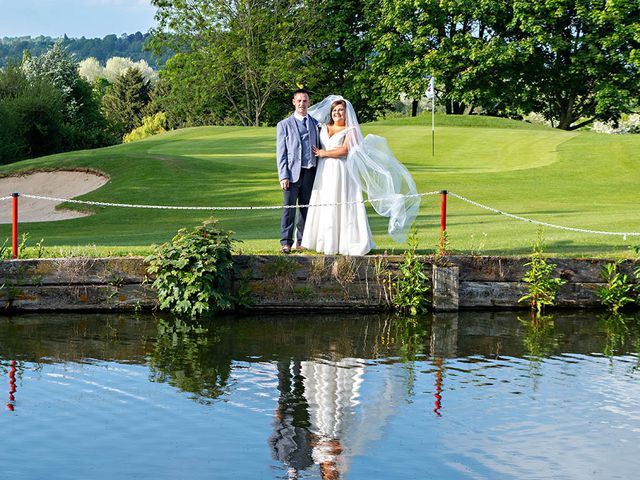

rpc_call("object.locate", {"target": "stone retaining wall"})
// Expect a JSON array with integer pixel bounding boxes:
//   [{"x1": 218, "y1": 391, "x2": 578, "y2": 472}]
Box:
[{"x1": 0, "y1": 255, "x2": 636, "y2": 312}]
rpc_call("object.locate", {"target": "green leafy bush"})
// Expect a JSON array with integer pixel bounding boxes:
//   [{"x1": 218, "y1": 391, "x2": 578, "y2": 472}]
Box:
[
  {"x1": 598, "y1": 262, "x2": 634, "y2": 313},
  {"x1": 146, "y1": 219, "x2": 237, "y2": 318},
  {"x1": 519, "y1": 233, "x2": 565, "y2": 315},
  {"x1": 393, "y1": 228, "x2": 430, "y2": 316}
]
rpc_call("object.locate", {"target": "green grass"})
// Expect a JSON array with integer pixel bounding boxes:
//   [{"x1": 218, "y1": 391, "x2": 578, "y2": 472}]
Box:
[{"x1": 1, "y1": 113, "x2": 639, "y2": 258}]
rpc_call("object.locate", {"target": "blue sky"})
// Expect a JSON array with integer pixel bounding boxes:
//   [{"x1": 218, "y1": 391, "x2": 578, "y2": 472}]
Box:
[{"x1": 0, "y1": 0, "x2": 156, "y2": 38}]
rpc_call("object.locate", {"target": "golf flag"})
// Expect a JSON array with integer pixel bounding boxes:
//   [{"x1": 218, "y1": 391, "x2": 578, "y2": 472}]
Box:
[
  {"x1": 426, "y1": 76, "x2": 435, "y2": 156},
  {"x1": 426, "y1": 77, "x2": 435, "y2": 99}
]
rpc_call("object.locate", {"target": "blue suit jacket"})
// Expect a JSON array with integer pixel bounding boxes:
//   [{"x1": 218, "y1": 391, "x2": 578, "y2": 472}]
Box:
[{"x1": 276, "y1": 114, "x2": 320, "y2": 183}]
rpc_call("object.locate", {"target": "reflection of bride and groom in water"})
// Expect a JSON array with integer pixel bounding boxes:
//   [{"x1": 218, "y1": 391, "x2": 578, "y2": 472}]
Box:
[
  {"x1": 149, "y1": 314, "x2": 428, "y2": 479},
  {"x1": 269, "y1": 358, "x2": 361, "y2": 479}
]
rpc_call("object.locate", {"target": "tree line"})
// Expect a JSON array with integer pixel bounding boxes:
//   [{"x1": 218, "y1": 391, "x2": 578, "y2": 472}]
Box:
[
  {"x1": 150, "y1": 0, "x2": 639, "y2": 130},
  {"x1": 0, "y1": 33, "x2": 164, "y2": 68}
]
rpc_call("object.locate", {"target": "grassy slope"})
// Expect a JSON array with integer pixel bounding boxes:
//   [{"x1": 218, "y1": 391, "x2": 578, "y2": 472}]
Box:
[{"x1": 1, "y1": 114, "x2": 638, "y2": 257}]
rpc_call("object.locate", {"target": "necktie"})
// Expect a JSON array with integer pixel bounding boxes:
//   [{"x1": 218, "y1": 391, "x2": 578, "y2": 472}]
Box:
[{"x1": 302, "y1": 117, "x2": 307, "y2": 130}]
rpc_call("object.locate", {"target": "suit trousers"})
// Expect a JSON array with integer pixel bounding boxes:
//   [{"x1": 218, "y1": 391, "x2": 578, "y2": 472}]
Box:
[{"x1": 280, "y1": 167, "x2": 316, "y2": 247}]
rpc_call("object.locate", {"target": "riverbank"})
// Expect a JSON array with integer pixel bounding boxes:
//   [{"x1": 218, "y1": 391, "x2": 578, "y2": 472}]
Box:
[{"x1": 0, "y1": 255, "x2": 637, "y2": 312}]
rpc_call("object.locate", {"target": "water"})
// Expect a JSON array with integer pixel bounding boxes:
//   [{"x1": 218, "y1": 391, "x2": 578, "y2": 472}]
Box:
[{"x1": 1, "y1": 311, "x2": 640, "y2": 479}]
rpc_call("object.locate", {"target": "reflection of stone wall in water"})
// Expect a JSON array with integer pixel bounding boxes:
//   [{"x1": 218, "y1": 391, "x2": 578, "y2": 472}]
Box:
[
  {"x1": 0, "y1": 312, "x2": 158, "y2": 363},
  {"x1": 3, "y1": 311, "x2": 638, "y2": 408}
]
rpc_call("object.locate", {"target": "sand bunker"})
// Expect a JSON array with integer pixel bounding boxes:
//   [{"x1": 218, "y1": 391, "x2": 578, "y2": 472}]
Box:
[{"x1": 0, "y1": 171, "x2": 109, "y2": 224}]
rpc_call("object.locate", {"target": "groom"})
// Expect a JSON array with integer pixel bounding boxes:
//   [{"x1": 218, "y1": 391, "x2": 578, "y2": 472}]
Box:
[{"x1": 276, "y1": 89, "x2": 320, "y2": 253}]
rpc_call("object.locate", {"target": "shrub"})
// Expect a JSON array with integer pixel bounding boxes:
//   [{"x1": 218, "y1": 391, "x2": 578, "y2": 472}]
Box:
[
  {"x1": 123, "y1": 112, "x2": 167, "y2": 143},
  {"x1": 146, "y1": 219, "x2": 237, "y2": 318},
  {"x1": 598, "y1": 262, "x2": 634, "y2": 313},
  {"x1": 393, "y1": 228, "x2": 430, "y2": 315},
  {"x1": 519, "y1": 232, "x2": 565, "y2": 315}
]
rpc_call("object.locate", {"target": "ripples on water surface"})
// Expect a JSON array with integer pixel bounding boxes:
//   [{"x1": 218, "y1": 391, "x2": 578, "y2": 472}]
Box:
[{"x1": 1, "y1": 311, "x2": 640, "y2": 479}]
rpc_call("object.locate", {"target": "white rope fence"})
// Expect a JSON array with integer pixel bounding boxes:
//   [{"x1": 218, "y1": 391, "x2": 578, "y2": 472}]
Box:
[
  {"x1": 448, "y1": 192, "x2": 640, "y2": 239},
  {"x1": 14, "y1": 191, "x2": 442, "y2": 210},
  {"x1": 4, "y1": 190, "x2": 639, "y2": 239}
]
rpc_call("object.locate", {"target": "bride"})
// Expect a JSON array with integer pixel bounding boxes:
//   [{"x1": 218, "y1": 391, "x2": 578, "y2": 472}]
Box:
[
  {"x1": 301, "y1": 98, "x2": 375, "y2": 256},
  {"x1": 301, "y1": 95, "x2": 420, "y2": 256}
]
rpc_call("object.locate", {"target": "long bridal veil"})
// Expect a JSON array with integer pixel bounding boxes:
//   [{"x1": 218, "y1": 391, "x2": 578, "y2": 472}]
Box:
[{"x1": 308, "y1": 95, "x2": 420, "y2": 243}]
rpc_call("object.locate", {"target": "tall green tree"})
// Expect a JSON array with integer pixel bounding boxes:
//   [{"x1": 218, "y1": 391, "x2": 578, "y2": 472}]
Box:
[
  {"x1": 368, "y1": 0, "x2": 499, "y2": 115},
  {"x1": 308, "y1": 0, "x2": 389, "y2": 122},
  {"x1": 150, "y1": 52, "x2": 231, "y2": 128},
  {"x1": 102, "y1": 67, "x2": 151, "y2": 138},
  {"x1": 506, "y1": 0, "x2": 640, "y2": 129},
  {"x1": 369, "y1": 0, "x2": 639, "y2": 128},
  {"x1": 150, "y1": 0, "x2": 316, "y2": 126},
  {"x1": 21, "y1": 41, "x2": 114, "y2": 149},
  {"x1": 0, "y1": 64, "x2": 66, "y2": 163}
]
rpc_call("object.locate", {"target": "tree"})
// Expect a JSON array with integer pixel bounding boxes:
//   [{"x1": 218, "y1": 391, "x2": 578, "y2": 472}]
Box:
[
  {"x1": 369, "y1": 0, "x2": 471, "y2": 115},
  {"x1": 104, "y1": 56, "x2": 157, "y2": 84},
  {"x1": 22, "y1": 41, "x2": 84, "y2": 121},
  {"x1": 78, "y1": 56, "x2": 103, "y2": 83},
  {"x1": 150, "y1": 0, "x2": 317, "y2": 126},
  {"x1": 150, "y1": 52, "x2": 232, "y2": 128},
  {"x1": 506, "y1": 0, "x2": 640, "y2": 129},
  {"x1": 20, "y1": 41, "x2": 114, "y2": 148},
  {"x1": 102, "y1": 67, "x2": 151, "y2": 138},
  {"x1": 309, "y1": 0, "x2": 390, "y2": 122},
  {"x1": 0, "y1": 64, "x2": 66, "y2": 162}
]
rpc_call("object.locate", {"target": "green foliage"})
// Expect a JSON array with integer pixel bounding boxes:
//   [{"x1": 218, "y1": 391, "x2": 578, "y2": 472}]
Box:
[
  {"x1": 0, "y1": 43, "x2": 113, "y2": 163},
  {"x1": 636, "y1": 265, "x2": 640, "y2": 305},
  {"x1": 308, "y1": 0, "x2": 390, "y2": 122},
  {"x1": 519, "y1": 232, "x2": 566, "y2": 315},
  {"x1": 102, "y1": 66, "x2": 151, "y2": 138},
  {"x1": 393, "y1": 228, "x2": 430, "y2": 316},
  {"x1": 146, "y1": 219, "x2": 238, "y2": 318},
  {"x1": 151, "y1": 54, "x2": 232, "y2": 129},
  {"x1": 437, "y1": 230, "x2": 450, "y2": 259},
  {"x1": 0, "y1": 64, "x2": 65, "y2": 162},
  {"x1": 149, "y1": 0, "x2": 318, "y2": 126},
  {"x1": 598, "y1": 262, "x2": 634, "y2": 313},
  {"x1": 367, "y1": 0, "x2": 640, "y2": 127},
  {"x1": 123, "y1": 112, "x2": 167, "y2": 143}
]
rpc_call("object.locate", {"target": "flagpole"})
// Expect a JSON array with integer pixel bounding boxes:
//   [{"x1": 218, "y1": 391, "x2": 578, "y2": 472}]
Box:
[{"x1": 431, "y1": 95, "x2": 435, "y2": 157}]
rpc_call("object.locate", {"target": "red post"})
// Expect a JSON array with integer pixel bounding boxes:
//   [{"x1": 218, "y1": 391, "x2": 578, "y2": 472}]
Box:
[
  {"x1": 439, "y1": 190, "x2": 447, "y2": 255},
  {"x1": 12, "y1": 193, "x2": 19, "y2": 259}
]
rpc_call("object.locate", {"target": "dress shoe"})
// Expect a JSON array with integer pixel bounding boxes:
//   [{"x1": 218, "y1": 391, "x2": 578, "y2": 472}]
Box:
[
  {"x1": 281, "y1": 245, "x2": 291, "y2": 254},
  {"x1": 295, "y1": 246, "x2": 303, "y2": 251}
]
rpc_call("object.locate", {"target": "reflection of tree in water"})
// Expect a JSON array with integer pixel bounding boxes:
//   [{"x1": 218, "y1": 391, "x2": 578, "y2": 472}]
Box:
[
  {"x1": 600, "y1": 312, "x2": 640, "y2": 359},
  {"x1": 148, "y1": 318, "x2": 233, "y2": 403},
  {"x1": 519, "y1": 313, "x2": 559, "y2": 359},
  {"x1": 374, "y1": 315, "x2": 430, "y2": 362}
]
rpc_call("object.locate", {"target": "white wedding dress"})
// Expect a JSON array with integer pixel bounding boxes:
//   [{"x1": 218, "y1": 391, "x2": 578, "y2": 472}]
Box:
[{"x1": 301, "y1": 125, "x2": 375, "y2": 255}]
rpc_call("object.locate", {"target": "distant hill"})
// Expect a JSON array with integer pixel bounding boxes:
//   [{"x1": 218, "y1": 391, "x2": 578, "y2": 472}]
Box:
[{"x1": 0, "y1": 33, "x2": 167, "y2": 69}]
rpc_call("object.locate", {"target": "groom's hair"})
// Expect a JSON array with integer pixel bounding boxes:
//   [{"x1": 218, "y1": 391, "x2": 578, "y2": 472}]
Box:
[{"x1": 293, "y1": 88, "x2": 310, "y2": 98}]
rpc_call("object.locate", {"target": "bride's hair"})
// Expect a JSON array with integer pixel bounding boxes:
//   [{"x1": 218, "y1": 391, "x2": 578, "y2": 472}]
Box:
[{"x1": 327, "y1": 99, "x2": 347, "y2": 126}]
